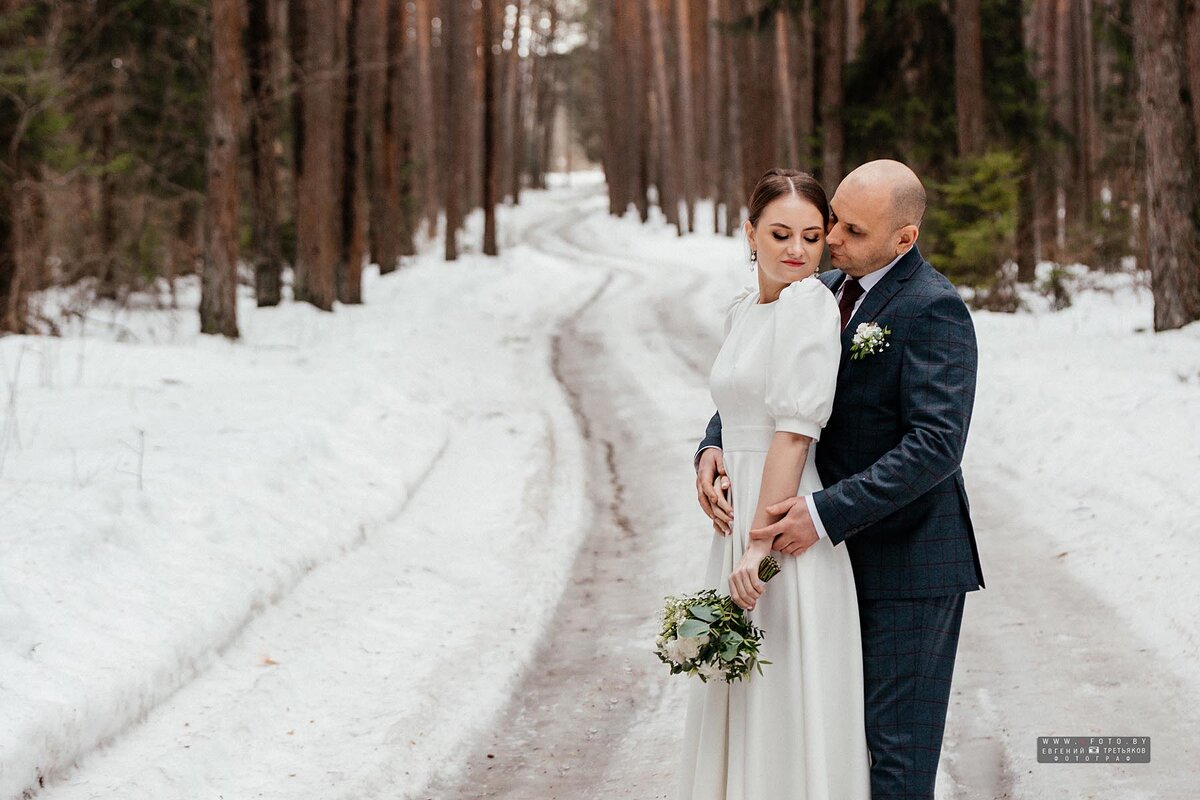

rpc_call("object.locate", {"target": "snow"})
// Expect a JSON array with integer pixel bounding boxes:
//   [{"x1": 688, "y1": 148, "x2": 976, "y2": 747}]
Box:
[
  {"x1": 2, "y1": 172, "x2": 1198, "y2": 798},
  {"x1": 1, "y1": 185, "x2": 600, "y2": 799}
]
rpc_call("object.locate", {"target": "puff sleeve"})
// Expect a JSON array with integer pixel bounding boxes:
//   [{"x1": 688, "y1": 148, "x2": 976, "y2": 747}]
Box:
[
  {"x1": 723, "y1": 286, "x2": 756, "y2": 338},
  {"x1": 764, "y1": 278, "x2": 842, "y2": 440}
]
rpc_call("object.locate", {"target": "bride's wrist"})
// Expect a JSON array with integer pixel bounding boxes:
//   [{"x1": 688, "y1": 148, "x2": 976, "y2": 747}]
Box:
[{"x1": 747, "y1": 538, "x2": 774, "y2": 556}]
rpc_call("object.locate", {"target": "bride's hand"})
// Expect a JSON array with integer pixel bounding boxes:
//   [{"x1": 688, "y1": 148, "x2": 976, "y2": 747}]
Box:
[{"x1": 729, "y1": 540, "x2": 773, "y2": 611}]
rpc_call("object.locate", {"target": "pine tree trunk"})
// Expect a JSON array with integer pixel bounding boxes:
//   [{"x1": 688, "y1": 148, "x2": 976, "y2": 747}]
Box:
[
  {"x1": 795, "y1": 0, "x2": 815, "y2": 167},
  {"x1": 201, "y1": 0, "x2": 244, "y2": 337},
  {"x1": 722, "y1": 0, "x2": 744, "y2": 236},
  {"x1": 624, "y1": 0, "x2": 650, "y2": 221},
  {"x1": 1016, "y1": 166, "x2": 1037, "y2": 281},
  {"x1": 954, "y1": 0, "x2": 985, "y2": 157},
  {"x1": 414, "y1": 0, "x2": 438, "y2": 236},
  {"x1": 1184, "y1": 0, "x2": 1200, "y2": 157},
  {"x1": 676, "y1": 0, "x2": 697, "y2": 231},
  {"x1": 706, "y1": 0, "x2": 722, "y2": 231},
  {"x1": 248, "y1": 0, "x2": 283, "y2": 307},
  {"x1": 1071, "y1": 0, "x2": 1097, "y2": 228},
  {"x1": 362, "y1": 0, "x2": 392, "y2": 272},
  {"x1": 502, "y1": 0, "x2": 523, "y2": 205},
  {"x1": 444, "y1": 0, "x2": 464, "y2": 260},
  {"x1": 295, "y1": 0, "x2": 341, "y2": 309},
  {"x1": 483, "y1": 0, "x2": 499, "y2": 254},
  {"x1": 845, "y1": 0, "x2": 865, "y2": 62},
  {"x1": 0, "y1": 187, "x2": 26, "y2": 332},
  {"x1": 647, "y1": 0, "x2": 680, "y2": 234},
  {"x1": 395, "y1": 0, "x2": 417, "y2": 257},
  {"x1": 1132, "y1": 0, "x2": 1200, "y2": 330},
  {"x1": 774, "y1": 8, "x2": 798, "y2": 167},
  {"x1": 508, "y1": 0, "x2": 527, "y2": 205},
  {"x1": 820, "y1": 0, "x2": 845, "y2": 186},
  {"x1": 338, "y1": 0, "x2": 365, "y2": 303}
]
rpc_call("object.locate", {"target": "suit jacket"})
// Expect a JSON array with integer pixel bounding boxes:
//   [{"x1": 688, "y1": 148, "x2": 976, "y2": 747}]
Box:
[{"x1": 698, "y1": 245, "x2": 985, "y2": 599}]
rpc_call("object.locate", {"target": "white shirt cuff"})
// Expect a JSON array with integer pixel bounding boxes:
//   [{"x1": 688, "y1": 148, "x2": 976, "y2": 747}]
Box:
[
  {"x1": 804, "y1": 494, "x2": 829, "y2": 539},
  {"x1": 694, "y1": 444, "x2": 722, "y2": 471}
]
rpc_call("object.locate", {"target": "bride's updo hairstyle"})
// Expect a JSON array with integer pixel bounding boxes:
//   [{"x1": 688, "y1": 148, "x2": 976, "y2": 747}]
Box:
[{"x1": 746, "y1": 168, "x2": 829, "y2": 230}]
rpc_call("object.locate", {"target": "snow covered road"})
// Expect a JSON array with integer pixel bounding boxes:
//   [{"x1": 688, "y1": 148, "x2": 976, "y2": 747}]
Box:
[{"x1": 4, "y1": 175, "x2": 1198, "y2": 799}]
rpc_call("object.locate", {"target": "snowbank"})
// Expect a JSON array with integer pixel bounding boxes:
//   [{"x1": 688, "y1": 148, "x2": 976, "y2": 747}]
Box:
[{"x1": 0, "y1": 191, "x2": 597, "y2": 798}]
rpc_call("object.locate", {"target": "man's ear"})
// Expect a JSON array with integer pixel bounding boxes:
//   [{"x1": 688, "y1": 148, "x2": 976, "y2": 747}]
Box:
[{"x1": 897, "y1": 224, "x2": 919, "y2": 252}]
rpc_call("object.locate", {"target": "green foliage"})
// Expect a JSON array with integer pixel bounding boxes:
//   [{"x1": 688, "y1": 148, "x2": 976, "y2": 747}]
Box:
[
  {"x1": 844, "y1": 0, "x2": 1039, "y2": 186},
  {"x1": 844, "y1": 0, "x2": 958, "y2": 175},
  {"x1": 0, "y1": 2, "x2": 71, "y2": 185},
  {"x1": 1039, "y1": 264, "x2": 1073, "y2": 311},
  {"x1": 924, "y1": 150, "x2": 1021, "y2": 286},
  {"x1": 64, "y1": 0, "x2": 211, "y2": 198}
]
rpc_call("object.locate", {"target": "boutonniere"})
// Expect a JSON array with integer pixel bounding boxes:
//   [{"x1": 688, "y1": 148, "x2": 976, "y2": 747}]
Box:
[{"x1": 850, "y1": 322, "x2": 892, "y2": 360}]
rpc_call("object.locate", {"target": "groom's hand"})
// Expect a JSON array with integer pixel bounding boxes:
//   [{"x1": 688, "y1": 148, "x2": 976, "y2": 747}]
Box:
[
  {"x1": 696, "y1": 448, "x2": 733, "y2": 535},
  {"x1": 749, "y1": 496, "x2": 818, "y2": 556}
]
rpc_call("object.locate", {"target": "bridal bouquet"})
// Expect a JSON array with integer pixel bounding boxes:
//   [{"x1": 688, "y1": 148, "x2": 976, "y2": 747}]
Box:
[{"x1": 655, "y1": 556, "x2": 780, "y2": 683}]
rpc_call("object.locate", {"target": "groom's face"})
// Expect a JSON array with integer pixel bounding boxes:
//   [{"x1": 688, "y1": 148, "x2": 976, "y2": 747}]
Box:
[{"x1": 826, "y1": 184, "x2": 901, "y2": 277}]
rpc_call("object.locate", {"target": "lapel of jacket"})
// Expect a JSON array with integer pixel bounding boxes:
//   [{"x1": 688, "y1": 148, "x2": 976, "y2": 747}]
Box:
[
  {"x1": 838, "y1": 245, "x2": 925, "y2": 365},
  {"x1": 819, "y1": 269, "x2": 845, "y2": 298}
]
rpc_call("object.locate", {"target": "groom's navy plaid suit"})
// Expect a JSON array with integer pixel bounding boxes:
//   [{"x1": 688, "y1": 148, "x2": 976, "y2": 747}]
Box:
[{"x1": 697, "y1": 245, "x2": 984, "y2": 799}]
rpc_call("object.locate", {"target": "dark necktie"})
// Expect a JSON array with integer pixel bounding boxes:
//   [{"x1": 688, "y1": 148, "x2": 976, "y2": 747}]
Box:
[{"x1": 838, "y1": 278, "x2": 864, "y2": 330}]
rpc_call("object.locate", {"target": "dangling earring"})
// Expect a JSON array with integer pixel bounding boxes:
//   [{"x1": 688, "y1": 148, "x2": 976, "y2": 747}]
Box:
[{"x1": 750, "y1": 249, "x2": 757, "y2": 262}]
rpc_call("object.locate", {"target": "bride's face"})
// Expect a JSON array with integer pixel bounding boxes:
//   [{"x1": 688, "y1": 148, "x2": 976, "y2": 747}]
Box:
[{"x1": 744, "y1": 195, "x2": 826, "y2": 290}]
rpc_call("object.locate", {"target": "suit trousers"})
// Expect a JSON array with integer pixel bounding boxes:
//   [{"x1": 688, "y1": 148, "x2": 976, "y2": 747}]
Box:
[{"x1": 859, "y1": 593, "x2": 966, "y2": 799}]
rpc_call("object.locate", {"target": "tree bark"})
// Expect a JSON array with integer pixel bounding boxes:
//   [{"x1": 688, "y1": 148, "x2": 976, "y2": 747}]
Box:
[
  {"x1": 626, "y1": 0, "x2": 650, "y2": 220},
  {"x1": 820, "y1": 0, "x2": 845, "y2": 187},
  {"x1": 443, "y1": 0, "x2": 464, "y2": 260},
  {"x1": 1, "y1": 186, "x2": 27, "y2": 333},
  {"x1": 647, "y1": 0, "x2": 680, "y2": 233},
  {"x1": 845, "y1": 0, "x2": 866, "y2": 62},
  {"x1": 722, "y1": 0, "x2": 744, "y2": 236},
  {"x1": 247, "y1": 0, "x2": 283, "y2": 307},
  {"x1": 337, "y1": 0, "x2": 365, "y2": 303},
  {"x1": 362, "y1": 0, "x2": 392, "y2": 272},
  {"x1": 295, "y1": 0, "x2": 341, "y2": 309},
  {"x1": 413, "y1": 0, "x2": 438, "y2": 236},
  {"x1": 508, "y1": 0, "x2": 527, "y2": 205},
  {"x1": 483, "y1": 0, "x2": 500, "y2": 254},
  {"x1": 706, "y1": 0, "x2": 722, "y2": 231},
  {"x1": 1184, "y1": 0, "x2": 1200, "y2": 156},
  {"x1": 676, "y1": 0, "x2": 697, "y2": 231},
  {"x1": 1071, "y1": 0, "x2": 1097, "y2": 228},
  {"x1": 201, "y1": 0, "x2": 244, "y2": 337},
  {"x1": 774, "y1": 7, "x2": 798, "y2": 167},
  {"x1": 954, "y1": 0, "x2": 986, "y2": 157},
  {"x1": 795, "y1": 0, "x2": 815, "y2": 167},
  {"x1": 1132, "y1": 0, "x2": 1200, "y2": 330}
]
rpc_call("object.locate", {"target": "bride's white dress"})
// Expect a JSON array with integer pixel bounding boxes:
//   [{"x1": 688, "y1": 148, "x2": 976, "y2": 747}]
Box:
[{"x1": 676, "y1": 277, "x2": 871, "y2": 800}]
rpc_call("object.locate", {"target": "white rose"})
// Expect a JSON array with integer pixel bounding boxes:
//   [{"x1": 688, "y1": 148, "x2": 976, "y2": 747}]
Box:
[
  {"x1": 696, "y1": 662, "x2": 724, "y2": 681},
  {"x1": 663, "y1": 637, "x2": 686, "y2": 665},
  {"x1": 676, "y1": 635, "x2": 705, "y2": 661}
]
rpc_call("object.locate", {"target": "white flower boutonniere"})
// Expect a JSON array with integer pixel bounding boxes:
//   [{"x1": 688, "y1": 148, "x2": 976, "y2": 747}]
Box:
[{"x1": 850, "y1": 321, "x2": 892, "y2": 360}]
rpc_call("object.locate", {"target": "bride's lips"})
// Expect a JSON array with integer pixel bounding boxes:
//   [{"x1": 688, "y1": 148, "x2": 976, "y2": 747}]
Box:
[{"x1": 782, "y1": 260, "x2": 806, "y2": 269}]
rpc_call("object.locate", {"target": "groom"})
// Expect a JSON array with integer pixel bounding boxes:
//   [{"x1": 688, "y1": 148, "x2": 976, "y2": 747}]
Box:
[{"x1": 695, "y1": 159, "x2": 985, "y2": 799}]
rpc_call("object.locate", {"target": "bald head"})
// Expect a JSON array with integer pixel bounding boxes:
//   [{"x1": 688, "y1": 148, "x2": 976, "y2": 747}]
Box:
[
  {"x1": 841, "y1": 159, "x2": 926, "y2": 228},
  {"x1": 826, "y1": 160, "x2": 925, "y2": 276}
]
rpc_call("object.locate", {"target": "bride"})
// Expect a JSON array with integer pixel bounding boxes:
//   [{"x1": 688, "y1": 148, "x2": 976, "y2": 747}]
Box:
[{"x1": 676, "y1": 168, "x2": 871, "y2": 799}]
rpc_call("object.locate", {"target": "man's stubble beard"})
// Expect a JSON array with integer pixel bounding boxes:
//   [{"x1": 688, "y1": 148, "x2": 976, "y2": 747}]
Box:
[{"x1": 839, "y1": 245, "x2": 898, "y2": 278}]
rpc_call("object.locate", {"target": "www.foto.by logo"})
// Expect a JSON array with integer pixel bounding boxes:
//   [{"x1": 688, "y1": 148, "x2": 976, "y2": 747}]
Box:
[{"x1": 1037, "y1": 736, "x2": 1151, "y2": 764}]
